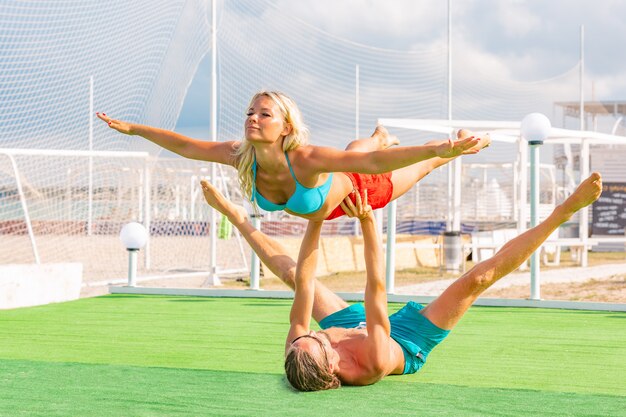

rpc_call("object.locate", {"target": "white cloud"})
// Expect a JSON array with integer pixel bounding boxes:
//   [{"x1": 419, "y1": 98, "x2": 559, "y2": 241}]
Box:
[
  {"x1": 180, "y1": 0, "x2": 626, "y2": 133},
  {"x1": 273, "y1": 0, "x2": 447, "y2": 47},
  {"x1": 494, "y1": 1, "x2": 541, "y2": 37}
]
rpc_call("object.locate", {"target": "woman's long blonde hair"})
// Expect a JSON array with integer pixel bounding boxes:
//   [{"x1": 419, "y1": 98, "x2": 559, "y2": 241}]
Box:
[{"x1": 234, "y1": 91, "x2": 309, "y2": 201}]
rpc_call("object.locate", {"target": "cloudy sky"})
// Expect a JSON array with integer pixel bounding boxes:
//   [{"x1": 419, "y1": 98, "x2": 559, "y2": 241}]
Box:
[{"x1": 177, "y1": 0, "x2": 626, "y2": 134}]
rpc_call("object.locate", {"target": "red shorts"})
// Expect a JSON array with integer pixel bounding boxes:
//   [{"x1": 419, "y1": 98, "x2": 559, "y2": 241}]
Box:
[{"x1": 325, "y1": 172, "x2": 394, "y2": 220}]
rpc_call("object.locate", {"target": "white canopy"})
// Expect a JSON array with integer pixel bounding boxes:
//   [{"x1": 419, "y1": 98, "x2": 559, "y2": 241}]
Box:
[{"x1": 378, "y1": 118, "x2": 626, "y2": 267}]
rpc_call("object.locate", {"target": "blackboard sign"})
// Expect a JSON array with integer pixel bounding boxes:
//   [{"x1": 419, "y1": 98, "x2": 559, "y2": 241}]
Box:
[{"x1": 592, "y1": 182, "x2": 626, "y2": 235}]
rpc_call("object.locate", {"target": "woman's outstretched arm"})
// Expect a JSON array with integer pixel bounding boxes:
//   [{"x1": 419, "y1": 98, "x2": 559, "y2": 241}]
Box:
[
  {"x1": 96, "y1": 113, "x2": 238, "y2": 165},
  {"x1": 300, "y1": 135, "x2": 484, "y2": 175}
]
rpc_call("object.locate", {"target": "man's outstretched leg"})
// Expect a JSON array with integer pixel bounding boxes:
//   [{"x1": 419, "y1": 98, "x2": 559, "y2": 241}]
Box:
[
  {"x1": 200, "y1": 180, "x2": 349, "y2": 323},
  {"x1": 421, "y1": 172, "x2": 603, "y2": 330}
]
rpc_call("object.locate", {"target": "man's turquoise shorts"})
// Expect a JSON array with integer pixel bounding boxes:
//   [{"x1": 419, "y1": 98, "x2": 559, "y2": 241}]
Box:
[{"x1": 318, "y1": 301, "x2": 450, "y2": 374}]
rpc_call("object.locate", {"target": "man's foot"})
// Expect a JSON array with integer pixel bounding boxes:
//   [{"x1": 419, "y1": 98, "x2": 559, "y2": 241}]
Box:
[
  {"x1": 561, "y1": 172, "x2": 603, "y2": 215},
  {"x1": 200, "y1": 180, "x2": 248, "y2": 224},
  {"x1": 371, "y1": 125, "x2": 400, "y2": 149}
]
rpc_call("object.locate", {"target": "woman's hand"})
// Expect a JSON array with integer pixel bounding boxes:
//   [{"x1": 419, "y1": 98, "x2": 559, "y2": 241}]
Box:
[
  {"x1": 96, "y1": 112, "x2": 135, "y2": 135},
  {"x1": 340, "y1": 188, "x2": 373, "y2": 221},
  {"x1": 435, "y1": 136, "x2": 482, "y2": 158}
]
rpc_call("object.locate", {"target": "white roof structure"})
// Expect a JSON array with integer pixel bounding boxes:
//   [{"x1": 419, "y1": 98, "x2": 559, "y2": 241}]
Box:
[
  {"x1": 379, "y1": 118, "x2": 626, "y2": 144},
  {"x1": 378, "y1": 118, "x2": 626, "y2": 267}
]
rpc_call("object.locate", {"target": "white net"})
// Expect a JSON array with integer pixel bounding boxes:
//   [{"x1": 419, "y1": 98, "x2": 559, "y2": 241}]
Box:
[
  {"x1": 0, "y1": 0, "x2": 211, "y2": 152},
  {"x1": 1, "y1": 0, "x2": 623, "y2": 294},
  {"x1": 0, "y1": 1, "x2": 245, "y2": 285},
  {"x1": 0, "y1": 148, "x2": 248, "y2": 284},
  {"x1": 213, "y1": 0, "x2": 594, "y2": 284}
]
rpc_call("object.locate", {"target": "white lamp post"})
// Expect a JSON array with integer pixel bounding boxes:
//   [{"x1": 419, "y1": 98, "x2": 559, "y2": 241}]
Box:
[
  {"x1": 520, "y1": 113, "x2": 552, "y2": 300},
  {"x1": 120, "y1": 222, "x2": 149, "y2": 287},
  {"x1": 249, "y1": 213, "x2": 262, "y2": 290}
]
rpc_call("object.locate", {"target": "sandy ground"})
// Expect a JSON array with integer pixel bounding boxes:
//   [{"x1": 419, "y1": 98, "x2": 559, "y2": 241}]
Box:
[
  {"x1": 395, "y1": 263, "x2": 626, "y2": 303},
  {"x1": 484, "y1": 275, "x2": 626, "y2": 303},
  {"x1": 87, "y1": 263, "x2": 626, "y2": 304},
  {"x1": 7, "y1": 232, "x2": 622, "y2": 304}
]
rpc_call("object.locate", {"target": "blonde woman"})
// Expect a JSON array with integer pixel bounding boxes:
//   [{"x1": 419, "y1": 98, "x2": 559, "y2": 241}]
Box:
[
  {"x1": 200, "y1": 173, "x2": 603, "y2": 391},
  {"x1": 97, "y1": 90, "x2": 488, "y2": 221}
]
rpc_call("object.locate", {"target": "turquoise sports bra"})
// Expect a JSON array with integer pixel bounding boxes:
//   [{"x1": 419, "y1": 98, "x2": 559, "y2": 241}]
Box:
[{"x1": 251, "y1": 152, "x2": 333, "y2": 215}]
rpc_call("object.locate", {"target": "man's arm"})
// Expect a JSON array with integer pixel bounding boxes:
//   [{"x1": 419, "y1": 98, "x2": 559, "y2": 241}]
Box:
[
  {"x1": 285, "y1": 220, "x2": 323, "y2": 354},
  {"x1": 340, "y1": 192, "x2": 392, "y2": 373}
]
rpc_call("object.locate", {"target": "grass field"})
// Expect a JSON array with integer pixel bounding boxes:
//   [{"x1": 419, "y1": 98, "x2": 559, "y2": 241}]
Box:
[{"x1": 1, "y1": 295, "x2": 624, "y2": 416}]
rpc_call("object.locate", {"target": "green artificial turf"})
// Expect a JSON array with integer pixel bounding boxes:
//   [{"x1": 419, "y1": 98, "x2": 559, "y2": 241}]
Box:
[{"x1": 0, "y1": 295, "x2": 624, "y2": 417}]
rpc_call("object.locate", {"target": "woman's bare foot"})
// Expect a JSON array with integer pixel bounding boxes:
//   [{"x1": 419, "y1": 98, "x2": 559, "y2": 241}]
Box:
[
  {"x1": 200, "y1": 180, "x2": 248, "y2": 224},
  {"x1": 344, "y1": 125, "x2": 399, "y2": 151},
  {"x1": 560, "y1": 172, "x2": 602, "y2": 215},
  {"x1": 458, "y1": 128, "x2": 491, "y2": 152},
  {"x1": 457, "y1": 128, "x2": 473, "y2": 140},
  {"x1": 371, "y1": 125, "x2": 400, "y2": 149}
]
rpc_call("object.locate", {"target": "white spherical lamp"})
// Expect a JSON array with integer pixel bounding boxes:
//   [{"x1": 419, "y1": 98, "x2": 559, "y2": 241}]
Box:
[
  {"x1": 521, "y1": 113, "x2": 552, "y2": 143},
  {"x1": 120, "y1": 222, "x2": 148, "y2": 250},
  {"x1": 120, "y1": 222, "x2": 148, "y2": 287}
]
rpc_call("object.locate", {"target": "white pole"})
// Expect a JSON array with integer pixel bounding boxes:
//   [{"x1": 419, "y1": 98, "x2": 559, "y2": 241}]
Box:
[
  {"x1": 88, "y1": 76, "x2": 94, "y2": 236},
  {"x1": 444, "y1": 0, "x2": 462, "y2": 272},
  {"x1": 516, "y1": 139, "x2": 527, "y2": 274},
  {"x1": 8, "y1": 155, "x2": 40, "y2": 264},
  {"x1": 207, "y1": 0, "x2": 221, "y2": 286},
  {"x1": 448, "y1": 0, "x2": 452, "y2": 124},
  {"x1": 250, "y1": 215, "x2": 262, "y2": 290},
  {"x1": 452, "y1": 159, "x2": 462, "y2": 231},
  {"x1": 529, "y1": 142, "x2": 541, "y2": 300},
  {"x1": 512, "y1": 163, "x2": 518, "y2": 223},
  {"x1": 143, "y1": 162, "x2": 151, "y2": 269},
  {"x1": 446, "y1": 0, "x2": 453, "y2": 232},
  {"x1": 579, "y1": 25, "x2": 585, "y2": 132},
  {"x1": 355, "y1": 64, "x2": 360, "y2": 139},
  {"x1": 579, "y1": 139, "x2": 590, "y2": 266},
  {"x1": 127, "y1": 249, "x2": 138, "y2": 287},
  {"x1": 385, "y1": 200, "x2": 397, "y2": 294},
  {"x1": 354, "y1": 65, "x2": 361, "y2": 235},
  {"x1": 577, "y1": 25, "x2": 590, "y2": 267},
  {"x1": 448, "y1": 1, "x2": 462, "y2": 233},
  {"x1": 446, "y1": 171, "x2": 454, "y2": 229},
  {"x1": 518, "y1": 137, "x2": 528, "y2": 237},
  {"x1": 138, "y1": 169, "x2": 144, "y2": 221}
]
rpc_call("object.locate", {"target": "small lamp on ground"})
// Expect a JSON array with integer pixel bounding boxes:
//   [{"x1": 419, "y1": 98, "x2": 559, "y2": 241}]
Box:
[
  {"x1": 120, "y1": 222, "x2": 149, "y2": 287},
  {"x1": 520, "y1": 113, "x2": 552, "y2": 300}
]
